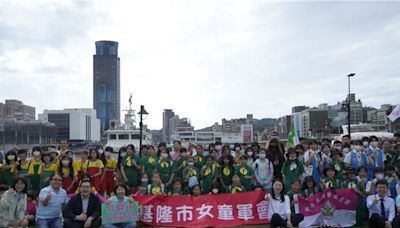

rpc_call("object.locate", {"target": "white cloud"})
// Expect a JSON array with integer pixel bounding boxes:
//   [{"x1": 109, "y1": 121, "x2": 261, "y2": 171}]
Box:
[{"x1": 0, "y1": 0, "x2": 399, "y2": 130}]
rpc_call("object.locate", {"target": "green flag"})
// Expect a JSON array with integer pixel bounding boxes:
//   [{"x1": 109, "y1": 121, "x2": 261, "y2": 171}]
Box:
[{"x1": 287, "y1": 122, "x2": 299, "y2": 147}]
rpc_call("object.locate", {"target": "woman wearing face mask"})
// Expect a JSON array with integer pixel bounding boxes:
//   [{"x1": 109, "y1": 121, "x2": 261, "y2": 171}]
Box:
[
  {"x1": 253, "y1": 149, "x2": 274, "y2": 191},
  {"x1": 266, "y1": 138, "x2": 285, "y2": 179},
  {"x1": 101, "y1": 147, "x2": 117, "y2": 197},
  {"x1": 141, "y1": 145, "x2": 158, "y2": 184},
  {"x1": 367, "y1": 136, "x2": 385, "y2": 169},
  {"x1": 382, "y1": 140, "x2": 394, "y2": 166},
  {"x1": 28, "y1": 146, "x2": 43, "y2": 195},
  {"x1": 83, "y1": 148, "x2": 104, "y2": 192},
  {"x1": 344, "y1": 140, "x2": 365, "y2": 170},
  {"x1": 182, "y1": 157, "x2": 199, "y2": 190},
  {"x1": 16, "y1": 149, "x2": 30, "y2": 187},
  {"x1": 365, "y1": 168, "x2": 385, "y2": 195},
  {"x1": 245, "y1": 148, "x2": 255, "y2": 167},
  {"x1": 58, "y1": 156, "x2": 77, "y2": 193},
  {"x1": 3, "y1": 150, "x2": 17, "y2": 188},
  {"x1": 156, "y1": 148, "x2": 174, "y2": 193}
]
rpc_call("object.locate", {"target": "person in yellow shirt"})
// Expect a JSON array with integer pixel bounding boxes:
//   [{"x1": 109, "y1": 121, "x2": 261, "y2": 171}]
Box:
[
  {"x1": 28, "y1": 146, "x2": 43, "y2": 194},
  {"x1": 39, "y1": 152, "x2": 57, "y2": 188},
  {"x1": 83, "y1": 148, "x2": 104, "y2": 192},
  {"x1": 73, "y1": 150, "x2": 88, "y2": 185},
  {"x1": 101, "y1": 147, "x2": 117, "y2": 196}
]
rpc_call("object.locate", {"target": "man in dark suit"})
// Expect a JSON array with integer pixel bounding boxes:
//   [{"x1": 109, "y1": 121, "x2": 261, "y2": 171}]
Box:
[{"x1": 63, "y1": 180, "x2": 101, "y2": 228}]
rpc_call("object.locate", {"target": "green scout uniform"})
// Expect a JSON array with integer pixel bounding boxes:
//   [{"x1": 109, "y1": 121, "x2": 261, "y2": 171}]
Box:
[
  {"x1": 173, "y1": 157, "x2": 188, "y2": 181},
  {"x1": 3, "y1": 164, "x2": 15, "y2": 187},
  {"x1": 195, "y1": 154, "x2": 206, "y2": 170},
  {"x1": 321, "y1": 177, "x2": 340, "y2": 190},
  {"x1": 235, "y1": 164, "x2": 254, "y2": 191},
  {"x1": 122, "y1": 155, "x2": 141, "y2": 188},
  {"x1": 182, "y1": 166, "x2": 199, "y2": 182},
  {"x1": 156, "y1": 159, "x2": 173, "y2": 192},
  {"x1": 40, "y1": 164, "x2": 56, "y2": 188},
  {"x1": 146, "y1": 183, "x2": 165, "y2": 195},
  {"x1": 281, "y1": 159, "x2": 304, "y2": 192},
  {"x1": 142, "y1": 155, "x2": 158, "y2": 183},
  {"x1": 220, "y1": 165, "x2": 233, "y2": 187},
  {"x1": 16, "y1": 160, "x2": 31, "y2": 189},
  {"x1": 226, "y1": 183, "x2": 246, "y2": 193},
  {"x1": 29, "y1": 159, "x2": 42, "y2": 192},
  {"x1": 390, "y1": 153, "x2": 400, "y2": 171},
  {"x1": 342, "y1": 179, "x2": 365, "y2": 226},
  {"x1": 332, "y1": 160, "x2": 344, "y2": 179},
  {"x1": 201, "y1": 164, "x2": 217, "y2": 194}
]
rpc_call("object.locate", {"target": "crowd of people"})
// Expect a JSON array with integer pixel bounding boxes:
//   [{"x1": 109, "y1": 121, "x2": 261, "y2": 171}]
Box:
[{"x1": 0, "y1": 132, "x2": 400, "y2": 228}]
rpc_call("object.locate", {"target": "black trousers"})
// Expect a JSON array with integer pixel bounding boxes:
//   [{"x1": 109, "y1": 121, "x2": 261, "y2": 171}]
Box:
[
  {"x1": 270, "y1": 213, "x2": 304, "y2": 228},
  {"x1": 369, "y1": 213, "x2": 400, "y2": 228},
  {"x1": 63, "y1": 217, "x2": 101, "y2": 228}
]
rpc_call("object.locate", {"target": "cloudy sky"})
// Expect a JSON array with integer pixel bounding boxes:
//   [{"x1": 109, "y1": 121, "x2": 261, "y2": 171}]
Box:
[{"x1": 1, "y1": 0, "x2": 399, "y2": 130}]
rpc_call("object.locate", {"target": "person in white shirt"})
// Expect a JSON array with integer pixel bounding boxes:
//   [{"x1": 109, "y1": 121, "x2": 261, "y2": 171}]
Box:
[
  {"x1": 367, "y1": 179, "x2": 396, "y2": 228},
  {"x1": 265, "y1": 179, "x2": 304, "y2": 228}
]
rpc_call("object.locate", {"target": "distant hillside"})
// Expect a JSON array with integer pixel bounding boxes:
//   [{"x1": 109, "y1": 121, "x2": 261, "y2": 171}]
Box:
[{"x1": 195, "y1": 118, "x2": 277, "y2": 133}]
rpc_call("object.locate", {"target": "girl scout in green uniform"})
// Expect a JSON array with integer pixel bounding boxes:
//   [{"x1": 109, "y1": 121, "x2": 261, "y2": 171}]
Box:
[
  {"x1": 201, "y1": 156, "x2": 218, "y2": 193},
  {"x1": 28, "y1": 146, "x2": 43, "y2": 193},
  {"x1": 3, "y1": 150, "x2": 17, "y2": 187},
  {"x1": 141, "y1": 145, "x2": 157, "y2": 183},
  {"x1": 16, "y1": 149, "x2": 31, "y2": 189},
  {"x1": 39, "y1": 152, "x2": 57, "y2": 188},
  {"x1": 194, "y1": 145, "x2": 206, "y2": 170},
  {"x1": 321, "y1": 164, "x2": 340, "y2": 190},
  {"x1": 120, "y1": 144, "x2": 142, "y2": 192},
  {"x1": 226, "y1": 173, "x2": 246, "y2": 193},
  {"x1": 235, "y1": 155, "x2": 254, "y2": 191},
  {"x1": 342, "y1": 167, "x2": 366, "y2": 226},
  {"x1": 219, "y1": 155, "x2": 234, "y2": 189},
  {"x1": 156, "y1": 149, "x2": 174, "y2": 192},
  {"x1": 146, "y1": 172, "x2": 165, "y2": 195},
  {"x1": 173, "y1": 148, "x2": 189, "y2": 181},
  {"x1": 282, "y1": 148, "x2": 305, "y2": 192},
  {"x1": 182, "y1": 156, "x2": 199, "y2": 191},
  {"x1": 331, "y1": 149, "x2": 345, "y2": 179}
]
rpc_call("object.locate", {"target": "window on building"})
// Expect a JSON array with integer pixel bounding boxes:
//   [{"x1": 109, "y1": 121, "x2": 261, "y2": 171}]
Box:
[{"x1": 118, "y1": 134, "x2": 129, "y2": 139}]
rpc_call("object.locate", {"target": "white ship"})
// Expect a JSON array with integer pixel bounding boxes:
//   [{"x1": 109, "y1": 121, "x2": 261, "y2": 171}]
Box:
[{"x1": 105, "y1": 95, "x2": 152, "y2": 151}]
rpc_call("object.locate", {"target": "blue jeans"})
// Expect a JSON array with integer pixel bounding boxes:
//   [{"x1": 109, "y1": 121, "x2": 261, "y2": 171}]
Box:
[
  {"x1": 104, "y1": 222, "x2": 137, "y2": 228},
  {"x1": 36, "y1": 217, "x2": 62, "y2": 228}
]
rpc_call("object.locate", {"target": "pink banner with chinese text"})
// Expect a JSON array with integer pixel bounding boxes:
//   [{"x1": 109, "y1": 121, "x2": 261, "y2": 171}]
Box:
[{"x1": 134, "y1": 190, "x2": 269, "y2": 227}]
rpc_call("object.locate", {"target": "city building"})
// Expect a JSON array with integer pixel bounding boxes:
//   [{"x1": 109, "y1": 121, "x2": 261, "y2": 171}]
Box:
[
  {"x1": 277, "y1": 115, "x2": 292, "y2": 139},
  {"x1": 0, "y1": 99, "x2": 35, "y2": 121},
  {"x1": 346, "y1": 93, "x2": 364, "y2": 124},
  {"x1": 162, "y1": 109, "x2": 175, "y2": 143},
  {"x1": 39, "y1": 109, "x2": 100, "y2": 142},
  {"x1": 93, "y1": 40, "x2": 120, "y2": 132},
  {"x1": 300, "y1": 108, "x2": 329, "y2": 138},
  {"x1": 0, "y1": 119, "x2": 56, "y2": 151},
  {"x1": 292, "y1": 106, "x2": 308, "y2": 113}
]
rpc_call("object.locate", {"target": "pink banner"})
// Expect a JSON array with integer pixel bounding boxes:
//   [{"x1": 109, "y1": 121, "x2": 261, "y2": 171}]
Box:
[
  {"x1": 298, "y1": 189, "x2": 357, "y2": 216},
  {"x1": 134, "y1": 190, "x2": 269, "y2": 227}
]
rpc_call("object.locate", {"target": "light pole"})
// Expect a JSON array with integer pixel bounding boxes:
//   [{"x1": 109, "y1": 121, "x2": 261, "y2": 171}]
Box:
[
  {"x1": 138, "y1": 105, "x2": 148, "y2": 156},
  {"x1": 347, "y1": 73, "x2": 356, "y2": 139}
]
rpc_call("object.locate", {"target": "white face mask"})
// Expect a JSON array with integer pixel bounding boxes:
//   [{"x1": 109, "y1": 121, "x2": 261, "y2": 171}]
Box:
[
  {"x1": 363, "y1": 142, "x2": 369, "y2": 147},
  {"x1": 215, "y1": 145, "x2": 222, "y2": 151},
  {"x1": 247, "y1": 152, "x2": 253, "y2": 157},
  {"x1": 235, "y1": 147, "x2": 240, "y2": 152},
  {"x1": 33, "y1": 151, "x2": 41, "y2": 157},
  {"x1": 120, "y1": 152, "x2": 127, "y2": 157},
  {"x1": 212, "y1": 188, "x2": 219, "y2": 194},
  {"x1": 105, "y1": 152, "x2": 111, "y2": 157},
  {"x1": 342, "y1": 148, "x2": 350, "y2": 154},
  {"x1": 376, "y1": 174, "x2": 384, "y2": 180},
  {"x1": 141, "y1": 178, "x2": 148, "y2": 184},
  {"x1": 371, "y1": 142, "x2": 379, "y2": 147},
  {"x1": 188, "y1": 162, "x2": 194, "y2": 166},
  {"x1": 98, "y1": 149, "x2": 104, "y2": 154},
  {"x1": 259, "y1": 154, "x2": 266, "y2": 159},
  {"x1": 62, "y1": 160, "x2": 70, "y2": 166}
]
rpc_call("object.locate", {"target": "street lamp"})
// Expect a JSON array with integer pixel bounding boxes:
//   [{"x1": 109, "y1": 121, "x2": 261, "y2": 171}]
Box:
[
  {"x1": 138, "y1": 105, "x2": 149, "y2": 156},
  {"x1": 347, "y1": 73, "x2": 356, "y2": 139}
]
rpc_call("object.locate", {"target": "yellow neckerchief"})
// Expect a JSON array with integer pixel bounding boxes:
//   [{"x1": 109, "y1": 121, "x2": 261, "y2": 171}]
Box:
[
  {"x1": 223, "y1": 166, "x2": 231, "y2": 176},
  {"x1": 126, "y1": 156, "x2": 132, "y2": 167},
  {"x1": 160, "y1": 160, "x2": 169, "y2": 169},
  {"x1": 148, "y1": 156, "x2": 156, "y2": 165},
  {"x1": 151, "y1": 184, "x2": 162, "y2": 195},
  {"x1": 239, "y1": 166, "x2": 248, "y2": 175},
  {"x1": 231, "y1": 184, "x2": 243, "y2": 193},
  {"x1": 188, "y1": 168, "x2": 197, "y2": 176},
  {"x1": 20, "y1": 160, "x2": 30, "y2": 170}
]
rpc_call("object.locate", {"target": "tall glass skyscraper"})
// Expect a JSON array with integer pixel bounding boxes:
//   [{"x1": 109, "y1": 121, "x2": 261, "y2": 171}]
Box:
[{"x1": 93, "y1": 40, "x2": 120, "y2": 131}]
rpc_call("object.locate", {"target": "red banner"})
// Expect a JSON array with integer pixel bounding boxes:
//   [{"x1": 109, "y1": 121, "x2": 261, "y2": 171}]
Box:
[{"x1": 134, "y1": 190, "x2": 269, "y2": 227}]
